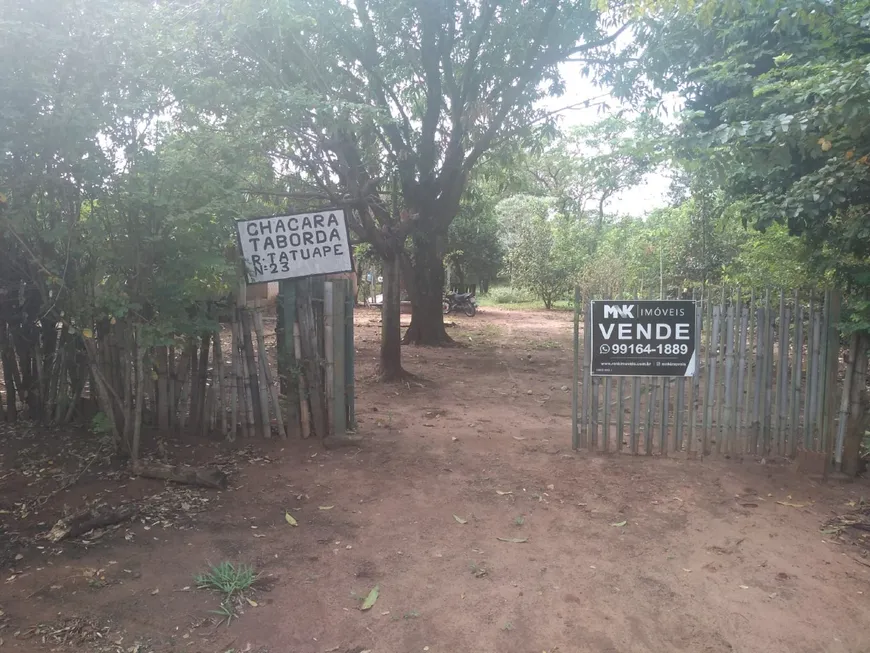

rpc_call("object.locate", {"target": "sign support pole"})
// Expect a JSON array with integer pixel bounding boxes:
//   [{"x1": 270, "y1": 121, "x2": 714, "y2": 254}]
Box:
[{"x1": 572, "y1": 286, "x2": 581, "y2": 450}]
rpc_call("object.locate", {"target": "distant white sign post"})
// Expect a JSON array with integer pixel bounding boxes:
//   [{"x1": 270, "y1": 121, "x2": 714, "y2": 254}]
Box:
[{"x1": 235, "y1": 209, "x2": 353, "y2": 283}]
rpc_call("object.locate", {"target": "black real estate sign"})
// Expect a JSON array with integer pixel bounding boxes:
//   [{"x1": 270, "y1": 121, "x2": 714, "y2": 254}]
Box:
[{"x1": 590, "y1": 300, "x2": 697, "y2": 377}]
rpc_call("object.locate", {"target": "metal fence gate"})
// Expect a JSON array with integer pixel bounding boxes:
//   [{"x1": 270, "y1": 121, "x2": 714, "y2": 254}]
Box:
[{"x1": 571, "y1": 286, "x2": 845, "y2": 462}]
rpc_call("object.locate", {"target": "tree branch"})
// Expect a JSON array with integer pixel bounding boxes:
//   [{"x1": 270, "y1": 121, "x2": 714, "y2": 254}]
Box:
[
  {"x1": 417, "y1": 0, "x2": 444, "y2": 181},
  {"x1": 563, "y1": 22, "x2": 632, "y2": 57}
]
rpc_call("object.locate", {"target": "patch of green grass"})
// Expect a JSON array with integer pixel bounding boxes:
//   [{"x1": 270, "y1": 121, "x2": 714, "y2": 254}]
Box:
[
  {"x1": 195, "y1": 562, "x2": 257, "y2": 599},
  {"x1": 480, "y1": 286, "x2": 536, "y2": 305},
  {"x1": 531, "y1": 339, "x2": 563, "y2": 350},
  {"x1": 476, "y1": 286, "x2": 574, "y2": 312}
]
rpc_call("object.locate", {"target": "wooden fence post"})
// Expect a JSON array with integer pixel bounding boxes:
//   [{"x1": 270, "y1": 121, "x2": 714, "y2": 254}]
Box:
[
  {"x1": 822, "y1": 290, "x2": 841, "y2": 479},
  {"x1": 572, "y1": 286, "x2": 580, "y2": 450},
  {"x1": 296, "y1": 277, "x2": 328, "y2": 439},
  {"x1": 582, "y1": 291, "x2": 592, "y2": 451},
  {"x1": 344, "y1": 279, "x2": 356, "y2": 430},
  {"x1": 331, "y1": 280, "x2": 347, "y2": 437},
  {"x1": 278, "y1": 280, "x2": 299, "y2": 435}
]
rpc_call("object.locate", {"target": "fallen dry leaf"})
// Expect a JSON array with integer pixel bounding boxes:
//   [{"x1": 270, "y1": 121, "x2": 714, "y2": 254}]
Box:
[
  {"x1": 497, "y1": 537, "x2": 528, "y2": 543},
  {"x1": 453, "y1": 515, "x2": 468, "y2": 524},
  {"x1": 776, "y1": 501, "x2": 806, "y2": 509},
  {"x1": 360, "y1": 585, "x2": 379, "y2": 611},
  {"x1": 318, "y1": 506, "x2": 334, "y2": 510},
  {"x1": 246, "y1": 598, "x2": 258, "y2": 607},
  {"x1": 496, "y1": 490, "x2": 512, "y2": 496},
  {"x1": 285, "y1": 512, "x2": 298, "y2": 526}
]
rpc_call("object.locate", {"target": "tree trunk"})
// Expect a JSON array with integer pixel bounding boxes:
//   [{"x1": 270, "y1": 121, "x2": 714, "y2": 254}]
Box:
[
  {"x1": 403, "y1": 233, "x2": 451, "y2": 345},
  {"x1": 0, "y1": 322, "x2": 17, "y2": 421},
  {"x1": 132, "y1": 461, "x2": 228, "y2": 489},
  {"x1": 842, "y1": 332, "x2": 869, "y2": 477},
  {"x1": 46, "y1": 503, "x2": 138, "y2": 543},
  {"x1": 378, "y1": 253, "x2": 406, "y2": 380}
]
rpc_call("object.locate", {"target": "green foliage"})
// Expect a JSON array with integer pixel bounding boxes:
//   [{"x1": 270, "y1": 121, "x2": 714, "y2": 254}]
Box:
[
  {"x1": 723, "y1": 223, "x2": 822, "y2": 289},
  {"x1": 621, "y1": 0, "x2": 870, "y2": 310},
  {"x1": 497, "y1": 195, "x2": 582, "y2": 309},
  {"x1": 0, "y1": 0, "x2": 272, "y2": 347},
  {"x1": 90, "y1": 413, "x2": 114, "y2": 437},
  {"x1": 484, "y1": 287, "x2": 537, "y2": 305},
  {"x1": 446, "y1": 182, "x2": 504, "y2": 289}
]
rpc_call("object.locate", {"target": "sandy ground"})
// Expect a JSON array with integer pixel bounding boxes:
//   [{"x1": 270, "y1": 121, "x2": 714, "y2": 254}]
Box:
[{"x1": 2, "y1": 306, "x2": 870, "y2": 653}]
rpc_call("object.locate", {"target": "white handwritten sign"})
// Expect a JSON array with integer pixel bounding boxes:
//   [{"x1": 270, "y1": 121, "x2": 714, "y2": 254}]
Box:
[{"x1": 236, "y1": 209, "x2": 352, "y2": 283}]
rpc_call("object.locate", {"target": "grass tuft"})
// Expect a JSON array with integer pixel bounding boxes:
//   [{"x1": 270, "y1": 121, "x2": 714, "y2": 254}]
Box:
[{"x1": 195, "y1": 562, "x2": 257, "y2": 598}]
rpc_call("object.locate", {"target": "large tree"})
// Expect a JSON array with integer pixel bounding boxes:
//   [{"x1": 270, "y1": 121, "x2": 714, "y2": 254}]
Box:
[
  {"x1": 177, "y1": 0, "x2": 629, "y2": 355},
  {"x1": 618, "y1": 0, "x2": 870, "y2": 472}
]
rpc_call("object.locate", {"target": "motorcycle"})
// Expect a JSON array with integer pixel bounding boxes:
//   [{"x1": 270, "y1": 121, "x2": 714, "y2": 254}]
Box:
[{"x1": 443, "y1": 291, "x2": 477, "y2": 317}]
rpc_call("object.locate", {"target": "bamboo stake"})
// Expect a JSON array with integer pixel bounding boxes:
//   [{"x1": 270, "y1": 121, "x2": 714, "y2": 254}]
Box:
[
  {"x1": 324, "y1": 282, "x2": 335, "y2": 436},
  {"x1": 822, "y1": 290, "x2": 841, "y2": 479},
  {"x1": 254, "y1": 310, "x2": 286, "y2": 439},
  {"x1": 617, "y1": 376, "x2": 625, "y2": 453},
  {"x1": 294, "y1": 320, "x2": 312, "y2": 439},
  {"x1": 835, "y1": 332, "x2": 858, "y2": 469},
  {"x1": 241, "y1": 309, "x2": 268, "y2": 438},
  {"x1": 704, "y1": 304, "x2": 721, "y2": 456},
  {"x1": 661, "y1": 376, "x2": 670, "y2": 455},
  {"x1": 817, "y1": 289, "x2": 833, "y2": 453},
  {"x1": 213, "y1": 331, "x2": 227, "y2": 438},
  {"x1": 167, "y1": 345, "x2": 177, "y2": 430},
  {"x1": 583, "y1": 294, "x2": 593, "y2": 451},
  {"x1": 714, "y1": 287, "x2": 727, "y2": 452},
  {"x1": 178, "y1": 340, "x2": 194, "y2": 431},
  {"x1": 807, "y1": 300, "x2": 821, "y2": 449},
  {"x1": 603, "y1": 376, "x2": 611, "y2": 453},
  {"x1": 675, "y1": 374, "x2": 684, "y2": 453},
  {"x1": 240, "y1": 339, "x2": 256, "y2": 438},
  {"x1": 297, "y1": 278, "x2": 328, "y2": 439},
  {"x1": 778, "y1": 305, "x2": 791, "y2": 456},
  {"x1": 735, "y1": 300, "x2": 749, "y2": 453},
  {"x1": 572, "y1": 286, "x2": 581, "y2": 450},
  {"x1": 790, "y1": 299, "x2": 804, "y2": 457},
  {"x1": 686, "y1": 288, "x2": 698, "y2": 456},
  {"x1": 231, "y1": 313, "x2": 247, "y2": 439},
  {"x1": 743, "y1": 289, "x2": 756, "y2": 435},
  {"x1": 155, "y1": 346, "x2": 169, "y2": 431},
  {"x1": 197, "y1": 335, "x2": 211, "y2": 437},
  {"x1": 761, "y1": 290, "x2": 774, "y2": 454},
  {"x1": 721, "y1": 302, "x2": 735, "y2": 454},
  {"x1": 803, "y1": 292, "x2": 816, "y2": 449},
  {"x1": 768, "y1": 290, "x2": 786, "y2": 455},
  {"x1": 645, "y1": 374, "x2": 657, "y2": 456},
  {"x1": 240, "y1": 313, "x2": 257, "y2": 438},
  {"x1": 131, "y1": 329, "x2": 145, "y2": 463},
  {"x1": 630, "y1": 375, "x2": 640, "y2": 455},
  {"x1": 229, "y1": 318, "x2": 239, "y2": 441}
]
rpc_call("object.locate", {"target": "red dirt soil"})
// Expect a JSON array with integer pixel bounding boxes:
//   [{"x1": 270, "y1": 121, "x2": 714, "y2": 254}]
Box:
[{"x1": 2, "y1": 307, "x2": 870, "y2": 653}]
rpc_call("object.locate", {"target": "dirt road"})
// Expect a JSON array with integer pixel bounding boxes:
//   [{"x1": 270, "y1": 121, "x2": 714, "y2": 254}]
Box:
[{"x1": 2, "y1": 307, "x2": 870, "y2": 653}]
